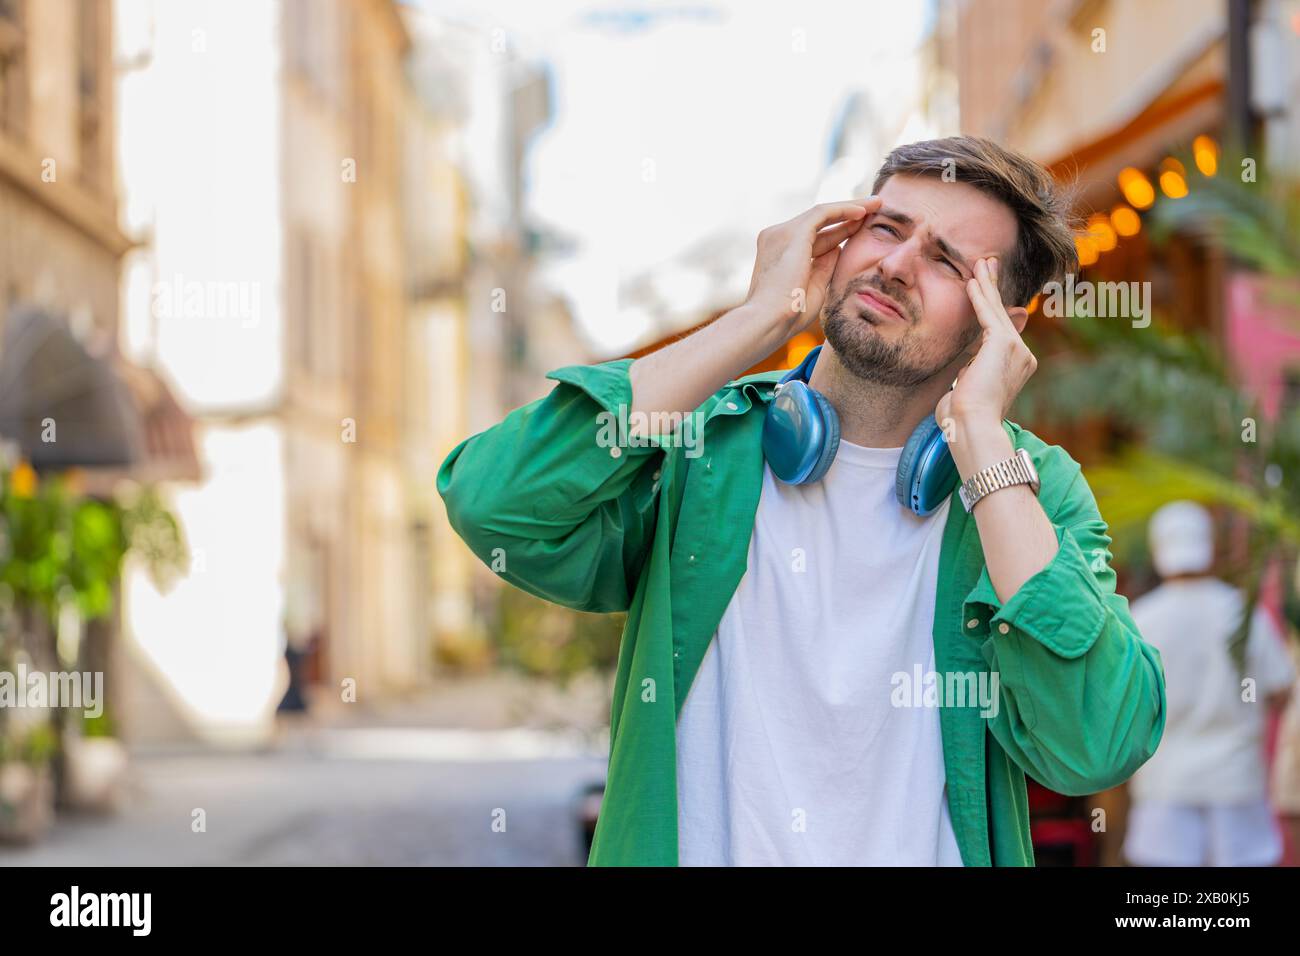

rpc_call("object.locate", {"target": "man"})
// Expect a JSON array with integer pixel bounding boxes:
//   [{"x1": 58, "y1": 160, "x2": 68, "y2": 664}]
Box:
[
  {"x1": 1123, "y1": 500, "x2": 1294, "y2": 867},
  {"x1": 438, "y1": 136, "x2": 1167, "y2": 866}
]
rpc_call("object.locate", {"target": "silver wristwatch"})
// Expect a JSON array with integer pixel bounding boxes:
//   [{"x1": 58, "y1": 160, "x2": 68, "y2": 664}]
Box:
[{"x1": 957, "y1": 447, "x2": 1040, "y2": 513}]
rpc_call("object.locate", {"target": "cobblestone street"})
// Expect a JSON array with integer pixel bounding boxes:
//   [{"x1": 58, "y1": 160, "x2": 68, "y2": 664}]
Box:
[{"x1": 1, "y1": 725, "x2": 608, "y2": 866}]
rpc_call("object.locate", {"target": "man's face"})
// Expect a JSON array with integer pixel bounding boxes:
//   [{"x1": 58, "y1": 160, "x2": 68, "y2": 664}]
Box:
[{"x1": 821, "y1": 173, "x2": 1019, "y2": 387}]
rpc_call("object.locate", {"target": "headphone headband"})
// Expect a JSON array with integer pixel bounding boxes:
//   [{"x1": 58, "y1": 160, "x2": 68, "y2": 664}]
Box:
[{"x1": 779, "y1": 344, "x2": 823, "y2": 387}]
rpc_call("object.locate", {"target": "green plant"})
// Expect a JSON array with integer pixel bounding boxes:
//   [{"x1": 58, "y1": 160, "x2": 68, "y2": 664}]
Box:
[
  {"x1": 0, "y1": 465, "x2": 187, "y2": 770},
  {"x1": 81, "y1": 710, "x2": 117, "y2": 739},
  {"x1": 0, "y1": 468, "x2": 188, "y2": 627},
  {"x1": 1148, "y1": 146, "x2": 1300, "y2": 301},
  {"x1": 119, "y1": 483, "x2": 190, "y2": 592},
  {"x1": 492, "y1": 585, "x2": 625, "y2": 686},
  {"x1": 0, "y1": 722, "x2": 58, "y2": 767},
  {"x1": 1018, "y1": 163, "x2": 1300, "y2": 677}
]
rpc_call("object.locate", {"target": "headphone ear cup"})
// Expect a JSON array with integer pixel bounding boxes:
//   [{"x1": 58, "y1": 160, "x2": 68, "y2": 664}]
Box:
[
  {"x1": 803, "y1": 389, "x2": 841, "y2": 483},
  {"x1": 895, "y1": 415, "x2": 959, "y2": 515},
  {"x1": 895, "y1": 416, "x2": 936, "y2": 510},
  {"x1": 762, "y1": 380, "x2": 840, "y2": 484}
]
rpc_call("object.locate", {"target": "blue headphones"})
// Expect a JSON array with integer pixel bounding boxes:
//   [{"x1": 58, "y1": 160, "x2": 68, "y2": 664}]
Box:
[{"x1": 761, "y1": 345, "x2": 959, "y2": 516}]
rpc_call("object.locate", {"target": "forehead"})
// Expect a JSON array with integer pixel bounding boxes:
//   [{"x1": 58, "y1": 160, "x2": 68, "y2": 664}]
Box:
[{"x1": 874, "y1": 173, "x2": 1018, "y2": 261}]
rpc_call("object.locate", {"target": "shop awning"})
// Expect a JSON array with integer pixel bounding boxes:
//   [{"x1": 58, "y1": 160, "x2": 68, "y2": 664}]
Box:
[{"x1": 0, "y1": 305, "x2": 201, "y2": 484}]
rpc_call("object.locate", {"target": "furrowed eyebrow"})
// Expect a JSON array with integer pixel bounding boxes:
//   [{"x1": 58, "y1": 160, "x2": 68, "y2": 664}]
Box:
[
  {"x1": 932, "y1": 235, "x2": 972, "y2": 275},
  {"x1": 876, "y1": 206, "x2": 914, "y2": 228},
  {"x1": 875, "y1": 206, "x2": 971, "y2": 274}
]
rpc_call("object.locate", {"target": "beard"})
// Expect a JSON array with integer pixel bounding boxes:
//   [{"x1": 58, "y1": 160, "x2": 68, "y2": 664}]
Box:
[{"x1": 821, "y1": 275, "x2": 979, "y2": 388}]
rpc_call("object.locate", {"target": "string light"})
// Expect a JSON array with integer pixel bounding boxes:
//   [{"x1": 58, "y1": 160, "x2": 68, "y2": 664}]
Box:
[
  {"x1": 1086, "y1": 212, "x2": 1118, "y2": 252},
  {"x1": 1158, "y1": 157, "x2": 1188, "y2": 198},
  {"x1": 1110, "y1": 204, "x2": 1141, "y2": 237},
  {"x1": 1075, "y1": 234, "x2": 1100, "y2": 266},
  {"x1": 1192, "y1": 135, "x2": 1218, "y2": 176},
  {"x1": 1118, "y1": 167, "x2": 1156, "y2": 209}
]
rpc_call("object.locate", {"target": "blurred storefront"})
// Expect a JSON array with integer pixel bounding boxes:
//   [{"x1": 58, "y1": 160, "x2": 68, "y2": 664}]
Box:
[
  {"x1": 0, "y1": 0, "x2": 124, "y2": 334},
  {"x1": 952, "y1": 0, "x2": 1230, "y2": 455}
]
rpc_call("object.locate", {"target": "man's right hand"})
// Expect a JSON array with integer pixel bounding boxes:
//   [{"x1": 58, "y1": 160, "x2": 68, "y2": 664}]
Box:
[
  {"x1": 743, "y1": 197, "x2": 879, "y2": 338},
  {"x1": 628, "y1": 197, "x2": 879, "y2": 438}
]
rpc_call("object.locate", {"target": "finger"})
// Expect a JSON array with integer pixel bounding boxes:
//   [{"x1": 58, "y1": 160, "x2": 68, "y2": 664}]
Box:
[
  {"x1": 813, "y1": 216, "x2": 863, "y2": 243},
  {"x1": 809, "y1": 244, "x2": 841, "y2": 287},
  {"x1": 975, "y1": 257, "x2": 1006, "y2": 311},
  {"x1": 971, "y1": 259, "x2": 1017, "y2": 335},
  {"x1": 800, "y1": 197, "x2": 879, "y2": 232},
  {"x1": 810, "y1": 218, "x2": 864, "y2": 257},
  {"x1": 966, "y1": 273, "x2": 1001, "y2": 334}
]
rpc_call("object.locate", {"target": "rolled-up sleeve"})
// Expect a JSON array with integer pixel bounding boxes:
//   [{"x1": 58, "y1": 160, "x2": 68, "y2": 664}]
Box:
[
  {"x1": 961, "y1": 464, "x2": 1168, "y2": 796},
  {"x1": 437, "y1": 359, "x2": 672, "y2": 614}
]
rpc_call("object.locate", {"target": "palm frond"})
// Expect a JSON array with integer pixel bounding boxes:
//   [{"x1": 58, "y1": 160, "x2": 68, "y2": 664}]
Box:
[
  {"x1": 1148, "y1": 148, "x2": 1300, "y2": 277},
  {"x1": 1084, "y1": 446, "x2": 1300, "y2": 548}
]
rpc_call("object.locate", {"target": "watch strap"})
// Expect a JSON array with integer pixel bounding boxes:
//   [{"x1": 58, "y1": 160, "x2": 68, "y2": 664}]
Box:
[{"x1": 958, "y1": 447, "x2": 1039, "y2": 512}]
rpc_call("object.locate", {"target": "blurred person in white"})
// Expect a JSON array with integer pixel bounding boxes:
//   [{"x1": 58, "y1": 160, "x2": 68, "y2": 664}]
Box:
[
  {"x1": 1269, "y1": 563, "x2": 1300, "y2": 863},
  {"x1": 1123, "y1": 500, "x2": 1295, "y2": 866}
]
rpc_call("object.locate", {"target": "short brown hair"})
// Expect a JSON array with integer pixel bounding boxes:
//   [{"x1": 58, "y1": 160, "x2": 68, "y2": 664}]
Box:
[{"x1": 870, "y1": 136, "x2": 1079, "y2": 307}]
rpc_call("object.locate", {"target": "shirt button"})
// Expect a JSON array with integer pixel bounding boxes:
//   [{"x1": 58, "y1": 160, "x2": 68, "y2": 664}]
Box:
[
  {"x1": 726, "y1": 401, "x2": 738, "y2": 410},
  {"x1": 652, "y1": 469, "x2": 661, "y2": 480},
  {"x1": 997, "y1": 622, "x2": 1010, "y2": 635},
  {"x1": 967, "y1": 619, "x2": 979, "y2": 629},
  {"x1": 609, "y1": 446, "x2": 621, "y2": 458},
  {"x1": 688, "y1": 554, "x2": 696, "y2": 562}
]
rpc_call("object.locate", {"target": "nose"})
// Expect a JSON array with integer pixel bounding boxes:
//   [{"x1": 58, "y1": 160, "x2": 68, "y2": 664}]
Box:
[{"x1": 876, "y1": 234, "x2": 922, "y2": 290}]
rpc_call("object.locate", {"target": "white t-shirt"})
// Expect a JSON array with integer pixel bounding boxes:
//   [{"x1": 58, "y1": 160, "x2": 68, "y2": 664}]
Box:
[
  {"x1": 675, "y1": 438, "x2": 964, "y2": 865},
  {"x1": 1128, "y1": 577, "x2": 1296, "y2": 805}
]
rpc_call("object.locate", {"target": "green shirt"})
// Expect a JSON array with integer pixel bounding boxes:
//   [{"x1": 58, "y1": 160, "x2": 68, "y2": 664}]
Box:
[{"x1": 436, "y1": 358, "x2": 1167, "y2": 866}]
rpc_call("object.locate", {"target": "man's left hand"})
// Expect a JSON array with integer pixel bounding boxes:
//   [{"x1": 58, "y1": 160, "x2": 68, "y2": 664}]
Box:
[
  {"x1": 934, "y1": 257, "x2": 1038, "y2": 481},
  {"x1": 934, "y1": 256, "x2": 1037, "y2": 435}
]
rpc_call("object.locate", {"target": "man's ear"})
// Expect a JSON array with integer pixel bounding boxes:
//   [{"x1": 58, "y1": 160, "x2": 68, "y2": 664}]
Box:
[{"x1": 1007, "y1": 305, "x2": 1029, "y2": 336}]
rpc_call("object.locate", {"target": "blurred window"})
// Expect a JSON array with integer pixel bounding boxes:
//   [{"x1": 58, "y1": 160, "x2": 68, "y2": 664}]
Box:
[
  {"x1": 0, "y1": 0, "x2": 27, "y2": 141},
  {"x1": 292, "y1": 227, "x2": 319, "y2": 380},
  {"x1": 285, "y1": 0, "x2": 342, "y2": 110},
  {"x1": 77, "y1": 0, "x2": 104, "y2": 194}
]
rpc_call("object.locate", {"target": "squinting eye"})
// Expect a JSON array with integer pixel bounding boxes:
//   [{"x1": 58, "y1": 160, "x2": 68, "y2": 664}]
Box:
[
  {"x1": 935, "y1": 257, "x2": 961, "y2": 276},
  {"x1": 871, "y1": 223, "x2": 900, "y2": 237}
]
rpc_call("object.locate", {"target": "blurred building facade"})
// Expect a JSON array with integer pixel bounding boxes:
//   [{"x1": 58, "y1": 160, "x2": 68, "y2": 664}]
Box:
[
  {"x1": 113, "y1": 0, "x2": 454, "y2": 745},
  {"x1": 401, "y1": 9, "x2": 475, "y2": 661},
  {"x1": 106, "y1": 0, "x2": 591, "y2": 742},
  {"x1": 0, "y1": 0, "x2": 125, "y2": 348},
  {"x1": 404, "y1": 6, "x2": 593, "y2": 666},
  {"x1": 0, "y1": 0, "x2": 205, "y2": 750},
  {"x1": 279, "y1": 0, "x2": 429, "y2": 709}
]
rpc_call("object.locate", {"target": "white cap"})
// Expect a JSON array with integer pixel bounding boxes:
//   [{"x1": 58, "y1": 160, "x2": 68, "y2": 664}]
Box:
[{"x1": 1149, "y1": 500, "x2": 1214, "y2": 578}]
